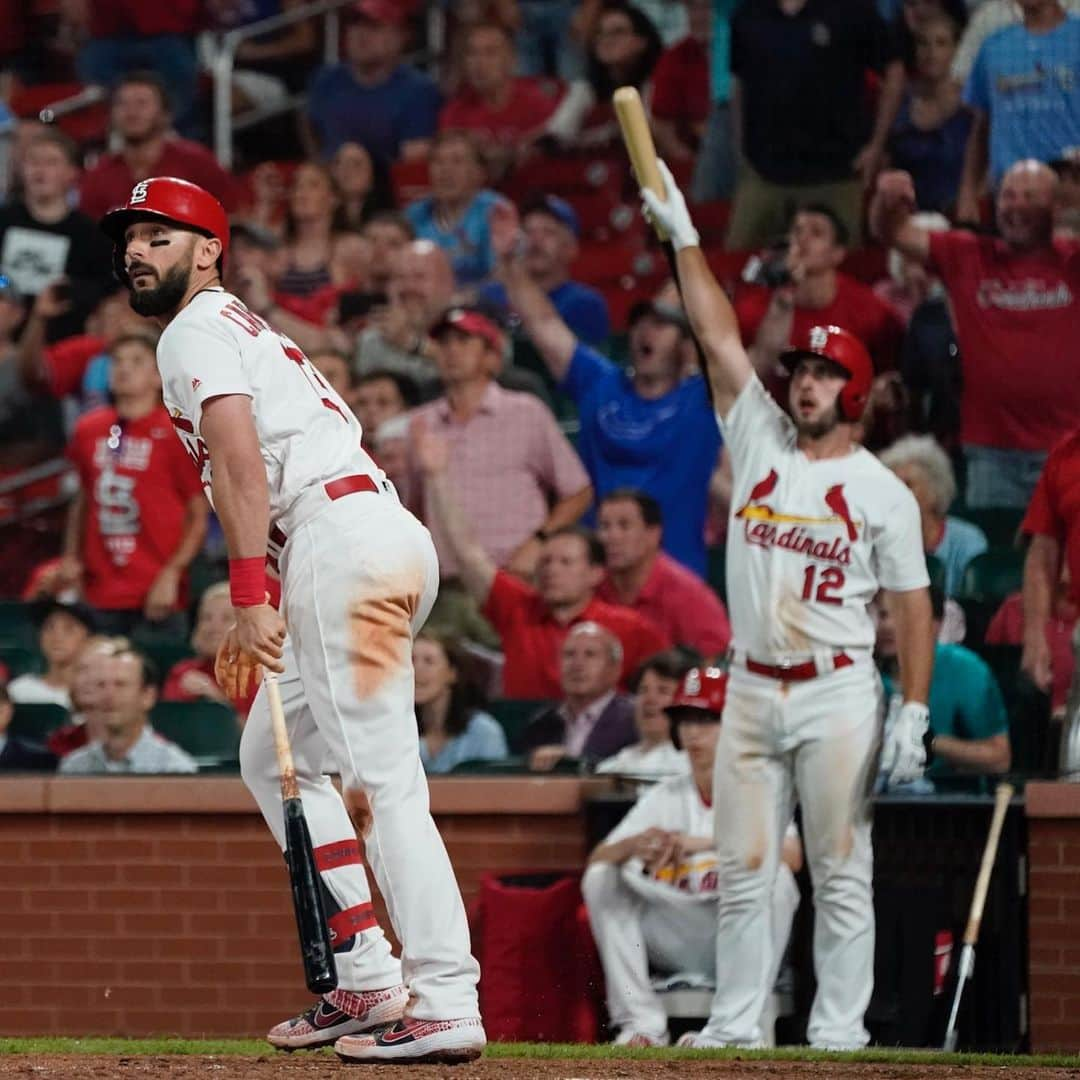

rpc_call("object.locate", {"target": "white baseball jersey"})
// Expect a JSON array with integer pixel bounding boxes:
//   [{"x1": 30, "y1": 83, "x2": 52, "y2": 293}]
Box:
[
  {"x1": 156, "y1": 288, "x2": 380, "y2": 524},
  {"x1": 718, "y1": 376, "x2": 928, "y2": 659}
]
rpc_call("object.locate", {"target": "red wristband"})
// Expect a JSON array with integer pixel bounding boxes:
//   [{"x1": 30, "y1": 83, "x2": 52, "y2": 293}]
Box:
[{"x1": 229, "y1": 557, "x2": 267, "y2": 608}]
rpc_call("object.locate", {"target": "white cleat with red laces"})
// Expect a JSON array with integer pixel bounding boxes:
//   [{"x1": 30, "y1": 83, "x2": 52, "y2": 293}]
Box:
[
  {"x1": 267, "y1": 985, "x2": 408, "y2": 1050},
  {"x1": 335, "y1": 1016, "x2": 487, "y2": 1064}
]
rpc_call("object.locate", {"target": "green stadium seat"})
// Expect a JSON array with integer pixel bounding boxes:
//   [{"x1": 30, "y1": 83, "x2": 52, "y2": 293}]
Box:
[
  {"x1": 150, "y1": 700, "x2": 240, "y2": 768},
  {"x1": 9, "y1": 703, "x2": 69, "y2": 742},
  {"x1": 925, "y1": 554, "x2": 946, "y2": 595},
  {"x1": 951, "y1": 507, "x2": 1025, "y2": 548},
  {"x1": 488, "y1": 699, "x2": 551, "y2": 754},
  {"x1": 0, "y1": 644, "x2": 44, "y2": 679},
  {"x1": 140, "y1": 642, "x2": 196, "y2": 685},
  {"x1": 0, "y1": 601, "x2": 39, "y2": 648},
  {"x1": 959, "y1": 548, "x2": 1024, "y2": 604}
]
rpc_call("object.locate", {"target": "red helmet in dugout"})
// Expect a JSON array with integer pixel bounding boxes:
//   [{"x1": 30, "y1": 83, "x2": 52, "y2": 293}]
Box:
[
  {"x1": 99, "y1": 177, "x2": 230, "y2": 286},
  {"x1": 666, "y1": 666, "x2": 727, "y2": 749},
  {"x1": 779, "y1": 324, "x2": 873, "y2": 422}
]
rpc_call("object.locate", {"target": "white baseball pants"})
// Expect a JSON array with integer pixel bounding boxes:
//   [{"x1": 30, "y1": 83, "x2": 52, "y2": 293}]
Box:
[
  {"x1": 701, "y1": 661, "x2": 880, "y2": 1049},
  {"x1": 240, "y1": 492, "x2": 480, "y2": 1019}
]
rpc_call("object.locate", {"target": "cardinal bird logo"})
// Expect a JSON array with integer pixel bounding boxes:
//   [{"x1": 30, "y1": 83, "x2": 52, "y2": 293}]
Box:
[
  {"x1": 748, "y1": 468, "x2": 779, "y2": 502},
  {"x1": 824, "y1": 485, "x2": 858, "y2": 541}
]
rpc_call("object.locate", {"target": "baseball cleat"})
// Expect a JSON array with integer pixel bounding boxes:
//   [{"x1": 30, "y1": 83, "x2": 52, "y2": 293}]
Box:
[
  {"x1": 614, "y1": 1029, "x2": 669, "y2": 1047},
  {"x1": 267, "y1": 984, "x2": 408, "y2": 1049},
  {"x1": 334, "y1": 1016, "x2": 486, "y2": 1063}
]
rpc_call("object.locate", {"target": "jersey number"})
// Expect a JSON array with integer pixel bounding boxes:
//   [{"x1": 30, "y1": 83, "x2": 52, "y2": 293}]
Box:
[
  {"x1": 801, "y1": 565, "x2": 845, "y2": 605},
  {"x1": 280, "y1": 342, "x2": 347, "y2": 422}
]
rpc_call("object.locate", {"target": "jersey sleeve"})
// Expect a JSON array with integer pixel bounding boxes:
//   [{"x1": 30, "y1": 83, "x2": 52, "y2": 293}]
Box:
[
  {"x1": 873, "y1": 483, "x2": 931, "y2": 592},
  {"x1": 480, "y1": 569, "x2": 534, "y2": 636},
  {"x1": 716, "y1": 374, "x2": 793, "y2": 480},
  {"x1": 602, "y1": 782, "x2": 673, "y2": 845},
  {"x1": 1022, "y1": 454, "x2": 1062, "y2": 541}
]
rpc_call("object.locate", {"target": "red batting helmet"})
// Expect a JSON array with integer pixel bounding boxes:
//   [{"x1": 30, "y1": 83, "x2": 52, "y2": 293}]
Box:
[
  {"x1": 100, "y1": 177, "x2": 230, "y2": 285},
  {"x1": 779, "y1": 324, "x2": 873, "y2": 422},
  {"x1": 666, "y1": 666, "x2": 727, "y2": 716}
]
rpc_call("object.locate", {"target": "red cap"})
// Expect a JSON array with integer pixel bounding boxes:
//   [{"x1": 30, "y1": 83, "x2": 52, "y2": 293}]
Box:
[
  {"x1": 779, "y1": 324, "x2": 873, "y2": 422},
  {"x1": 431, "y1": 307, "x2": 504, "y2": 352},
  {"x1": 667, "y1": 666, "x2": 727, "y2": 716},
  {"x1": 346, "y1": 0, "x2": 408, "y2": 25}
]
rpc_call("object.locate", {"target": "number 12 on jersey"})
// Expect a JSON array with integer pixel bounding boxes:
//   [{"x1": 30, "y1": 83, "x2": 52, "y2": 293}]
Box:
[{"x1": 802, "y1": 565, "x2": 845, "y2": 605}]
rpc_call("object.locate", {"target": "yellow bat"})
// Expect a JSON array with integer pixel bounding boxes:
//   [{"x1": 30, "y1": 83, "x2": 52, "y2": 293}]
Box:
[{"x1": 613, "y1": 85, "x2": 668, "y2": 241}]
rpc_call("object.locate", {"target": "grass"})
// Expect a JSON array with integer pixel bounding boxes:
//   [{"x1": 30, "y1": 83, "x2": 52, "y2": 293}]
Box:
[{"x1": 0, "y1": 1038, "x2": 1078, "y2": 1067}]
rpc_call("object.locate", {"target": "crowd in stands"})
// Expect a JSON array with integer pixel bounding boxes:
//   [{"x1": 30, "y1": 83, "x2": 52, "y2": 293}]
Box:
[{"x1": 0, "y1": 0, "x2": 1076, "y2": 808}]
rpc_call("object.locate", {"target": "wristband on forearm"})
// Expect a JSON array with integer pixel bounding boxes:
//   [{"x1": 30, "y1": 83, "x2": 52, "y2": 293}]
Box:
[{"x1": 229, "y1": 557, "x2": 266, "y2": 608}]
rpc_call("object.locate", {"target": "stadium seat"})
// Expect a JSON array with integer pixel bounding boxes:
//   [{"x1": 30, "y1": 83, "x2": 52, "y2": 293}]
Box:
[
  {"x1": 926, "y1": 553, "x2": 946, "y2": 595},
  {"x1": 150, "y1": 701, "x2": 240, "y2": 768},
  {"x1": 0, "y1": 644, "x2": 43, "y2": 679},
  {"x1": 140, "y1": 642, "x2": 197, "y2": 686},
  {"x1": 951, "y1": 506, "x2": 1025, "y2": 548},
  {"x1": 10, "y1": 703, "x2": 69, "y2": 743},
  {"x1": 503, "y1": 156, "x2": 628, "y2": 200},
  {"x1": 488, "y1": 699, "x2": 551, "y2": 754},
  {"x1": 958, "y1": 548, "x2": 1024, "y2": 644},
  {"x1": 702, "y1": 248, "x2": 751, "y2": 290},
  {"x1": 0, "y1": 601, "x2": 38, "y2": 647}
]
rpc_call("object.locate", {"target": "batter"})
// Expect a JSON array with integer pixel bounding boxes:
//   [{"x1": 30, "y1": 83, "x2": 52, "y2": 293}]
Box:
[
  {"x1": 641, "y1": 163, "x2": 934, "y2": 1050},
  {"x1": 100, "y1": 177, "x2": 485, "y2": 1065}
]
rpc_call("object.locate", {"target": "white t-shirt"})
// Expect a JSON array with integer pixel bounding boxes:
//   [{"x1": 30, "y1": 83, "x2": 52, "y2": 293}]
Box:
[
  {"x1": 7, "y1": 674, "x2": 70, "y2": 708},
  {"x1": 595, "y1": 740, "x2": 689, "y2": 778},
  {"x1": 156, "y1": 289, "x2": 380, "y2": 525},
  {"x1": 718, "y1": 376, "x2": 928, "y2": 659}
]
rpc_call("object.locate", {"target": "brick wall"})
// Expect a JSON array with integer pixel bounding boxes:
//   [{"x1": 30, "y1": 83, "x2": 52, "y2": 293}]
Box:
[
  {"x1": 0, "y1": 777, "x2": 597, "y2": 1038},
  {"x1": 1025, "y1": 782, "x2": 1080, "y2": 1053}
]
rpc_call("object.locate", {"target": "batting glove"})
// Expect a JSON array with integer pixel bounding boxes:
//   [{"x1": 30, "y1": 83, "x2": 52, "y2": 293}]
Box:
[
  {"x1": 882, "y1": 701, "x2": 930, "y2": 787},
  {"x1": 640, "y1": 160, "x2": 700, "y2": 252}
]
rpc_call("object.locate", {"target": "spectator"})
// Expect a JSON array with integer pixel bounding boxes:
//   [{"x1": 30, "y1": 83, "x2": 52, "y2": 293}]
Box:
[
  {"x1": 596, "y1": 489, "x2": 731, "y2": 655},
  {"x1": 0, "y1": 680, "x2": 56, "y2": 772},
  {"x1": 876, "y1": 589, "x2": 1011, "y2": 791},
  {"x1": 162, "y1": 582, "x2": 252, "y2": 718},
  {"x1": 46, "y1": 635, "x2": 121, "y2": 758},
  {"x1": 0, "y1": 129, "x2": 113, "y2": 343},
  {"x1": 880, "y1": 435, "x2": 988, "y2": 596},
  {"x1": 649, "y1": 0, "x2": 712, "y2": 168},
  {"x1": 494, "y1": 205, "x2": 721, "y2": 577},
  {"x1": 874, "y1": 211, "x2": 951, "y2": 325},
  {"x1": 479, "y1": 194, "x2": 610, "y2": 348},
  {"x1": 359, "y1": 211, "x2": 415, "y2": 294},
  {"x1": 60, "y1": 648, "x2": 198, "y2": 774},
  {"x1": 583, "y1": 666, "x2": 801, "y2": 1047},
  {"x1": 872, "y1": 162, "x2": 1080, "y2": 508},
  {"x1": 521, "y1": 621, "x2": 637, "y2": 771},
  {"x1": 405, "y1": 130, "x2": 508, "y2": 285},
  {"x1": 887, "y1": 14, "x2": 974, "y2": 215},
  {"x1": 547, "y1": 2, "x2": 663, "y2": 151},
  {"x1": 889, "y1": 0, "x2": 967, "y2": 70},
  {"x1": 330, "y1": 141, "x2": 396, "y2": 232},
  {"x1": 691, "y1": 0, "x2": 738, "y2": 202},
  {"x1": 62, "y1": 332, "x2": 209, "y2": 638},
  {"x1": 276, "y1": 163, "x2": 344, "y2": 299},
  {"x1": 956, "y1": 1, "x2": 1080, "y2": 223},
  {"x1": 354, "y1": 368, "x2": 420, "y2": 453},
  {"x1": 416, "y1": 425, "x2": 668, "y2": 695},
  {"x1": 406, "y1": 305, "x2": 592, "y2": 591},
  {"x1": 79, "y1": 71, "x2": 238, "y2": 221},
  {"x1": 308, "y1": 348, "x2": 358, "y2": 409},
  {"x1": 414, "y1": 631, "x2": 508, "y2": 773},
  {"x1": 595, "y1": 649, "x2": 690, "y2": 776},
  {"x1": 1052, "y1": 149, "x2": 1080, "y2": 239},
  {"x1": 8, "y1": 600, "x2": 95, "y2": 707},
  {"x1": 724, "y1": 0, "x2": 904, "y2": 250},
  {"x1": 73, "y1": 0, "x2": 202, "y2": 135},
  {"x1": 304, "y1": 0, "x2": 441, "y2": 164}
]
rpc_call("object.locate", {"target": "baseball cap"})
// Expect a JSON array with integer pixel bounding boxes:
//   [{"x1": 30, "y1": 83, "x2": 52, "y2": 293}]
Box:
[
  {"x1": 665, "y1": 666, "x2": 727, "y2": 718},
  {"x1": 521, "y1": 194, "x2": 581, "y2": 238},
  {"x1": 33, "y1": 599, "x2": 97, "y2": 635},
  {"x1": 628, "y1": 298, "x2": 690, "y2": 335},
  {"x1": 430, "y1": 306, "x2": 504, "y2": 352},
  {"x1": 345, "y1": 0, "x2": 407, "y2": 25}
]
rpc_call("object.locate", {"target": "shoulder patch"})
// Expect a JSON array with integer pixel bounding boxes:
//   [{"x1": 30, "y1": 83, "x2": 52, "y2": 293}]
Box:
[{"x1": 191, "y1": 377, "x2": 202, "y2": 391}]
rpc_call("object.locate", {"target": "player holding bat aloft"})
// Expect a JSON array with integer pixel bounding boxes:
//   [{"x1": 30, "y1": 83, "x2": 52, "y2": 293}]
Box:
[
  {"x1": 100, "y1": 177, "x2": 484, "y2": 1064},
  {"x1": 640, "y1": 162, "x2": 934, "y2": 1050}
]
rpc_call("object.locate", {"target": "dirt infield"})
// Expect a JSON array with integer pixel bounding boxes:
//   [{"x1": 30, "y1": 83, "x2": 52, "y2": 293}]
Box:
[{"x1": 0, "y1": 1056, "x2": 1074, "y2": 1080}]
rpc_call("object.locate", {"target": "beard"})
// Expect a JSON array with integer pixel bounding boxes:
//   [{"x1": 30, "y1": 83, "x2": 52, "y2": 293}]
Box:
[
  {"x1": 793, "y1": 402, "x2": 842, "y2": 439},
  {"x1": 128, "y1": 257, "x2": 192, "y2": 317}
]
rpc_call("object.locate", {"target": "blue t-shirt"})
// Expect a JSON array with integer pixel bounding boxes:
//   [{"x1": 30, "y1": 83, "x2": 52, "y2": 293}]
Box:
[
  {"x1": 932, "y1": 515, "x2": 988, "y2": 597},
  {"x1": 964, "y1": 17, "x2": 1080, "y2": 185},
  {"x1": 710, "y1": 0, "x2": 736, "y2": 104},
  {"x1": 479, "y1": 279, "x2": 610, "y2": 347},
  {"x1": 419, "y1": 711, "x2": 509, "y2": 774},
  {"x1": 562, "y1": 343, "x2": 720, "y2": 577},
  {"x1": 307, "y1": 63, "x2": 442, "y2": 164},
  {"x1": 406, "y1": 189, "x2": 503, "y2": 285}
]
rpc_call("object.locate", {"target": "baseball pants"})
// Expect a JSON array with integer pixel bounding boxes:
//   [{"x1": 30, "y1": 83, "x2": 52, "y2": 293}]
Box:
[
  {"x1": 583, "y1": 860, "x2": 800, "y2": 1043},
  {"x1": 701, "y1": 661, "x2": 880, "y2": 1049},
  {"x1": 240, "y1": 492, "x2": 480, "y2": 1020}
]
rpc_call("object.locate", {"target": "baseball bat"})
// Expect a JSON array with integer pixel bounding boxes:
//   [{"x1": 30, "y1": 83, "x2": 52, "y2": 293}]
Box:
[
  {"x1": 613, "y1": 85, "x2": 669, "y2": 241},
  {"x1": 267, "y1": 673, "x2": 338, "y2": 994},
  {"x1": 942, "y1": 781, "x2": 1014, "y2": 1052}
]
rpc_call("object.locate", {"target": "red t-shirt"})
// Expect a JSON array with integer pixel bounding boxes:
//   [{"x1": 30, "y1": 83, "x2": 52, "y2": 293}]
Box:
[
  {"x1": 928, "y1": 231, "x2": 1080, "y2": 452},
  {"x1": 1022, "y1": 430, "x2": 1080, "y2": 605},
  {"x1": 79, "y1": 139, "x2": 239, "y2": 221},
  {"x1": 651, "y1": 38, "x2": 710, "y2": 131},
  {"x1": 163, "y1": 656, "x2": 257, "y2": 717},
  {"x1": 440, "y1": 78, "x2": 560, "y2": 141},
  {"x1": 43, "y1": 334, "x2": 106, "y2": 398},
  {"x1": 89, "y1": 0, "x2": 203, "y2": 38},
  {"x1": 67, "y1": 405, "x2": 204, "y2": 610},
  {"x1": 482, "y1": 570, "x2": 669, "y2": 699}
]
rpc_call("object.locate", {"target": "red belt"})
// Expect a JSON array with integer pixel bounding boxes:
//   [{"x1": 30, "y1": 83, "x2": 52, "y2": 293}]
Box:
[
  {"x1": 269, "y1": 473, "x2": 380, "y2": 550},
  {"x1": 744, "y1": 652, "x2": 853, "y2": 682}
]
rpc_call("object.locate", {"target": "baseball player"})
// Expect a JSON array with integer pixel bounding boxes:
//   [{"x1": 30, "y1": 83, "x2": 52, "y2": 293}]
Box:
[
  {"x1": 99, "y1": 178, "x2": 485, "y2": 1064},
  {"x1": 583, "y1": 667, "x2": 801, "y2": 1048},
  {"x1": 640, "y1": 164, "x2": 934, "y2": 1049}
]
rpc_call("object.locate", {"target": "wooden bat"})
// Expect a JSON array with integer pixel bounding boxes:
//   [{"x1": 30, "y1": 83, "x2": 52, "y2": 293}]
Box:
[
  {"x1": 613, "y1": 85, "x2": 668, "y2": 241},
  {"x1": 942, "y1": 781, "x2": 1014, "y2": 1051},
  {"x1": 267, "y1": 673, "x2": 338, "y2": 994}
]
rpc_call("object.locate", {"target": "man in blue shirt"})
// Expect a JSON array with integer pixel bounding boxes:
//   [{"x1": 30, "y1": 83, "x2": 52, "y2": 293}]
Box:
[
  {"x1": 479, "y1": 194, "x2": 610, "y2": 347},
  {"x1": 305, "y1": 0, "x2": 441, "y2": 164},
  {"x1": 491, "y1": 205, "x2": 721, "y2": 577},
  {"x1": 957, "y1": 1, "x2": 1080, "y2": 222}
]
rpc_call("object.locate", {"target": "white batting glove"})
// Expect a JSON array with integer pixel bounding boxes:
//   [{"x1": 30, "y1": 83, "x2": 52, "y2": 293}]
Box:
[
  {"x1": 640, "y1": 160, "x2": 700, "y2": 252},
  {"x1": 882, "y1": 701, "x2": 930, "y2": 787}
]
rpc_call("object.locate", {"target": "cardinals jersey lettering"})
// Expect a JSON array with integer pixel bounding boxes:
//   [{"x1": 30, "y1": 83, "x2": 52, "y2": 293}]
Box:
[
  {"x1": 156, "y1": 289, "x2": 380, "y2": 523},
  {"x1": 718, "y1": 376, "x2": 928, "y2": 658}
]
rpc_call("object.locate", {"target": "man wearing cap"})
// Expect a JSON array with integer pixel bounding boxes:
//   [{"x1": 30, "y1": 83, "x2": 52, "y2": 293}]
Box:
[
  {"x1": 641, "y1": 163, "x2": 933, "y2": 1050},
  {"x1": 491, "y1": 204, "x2": 719, "y2": 577},
  {"x1": 479, "y1": 194, "x2": 610, "y2": 348},
  {"x1": 583, "y1": 667, "x2": 802, "y2": 1048},
  {"x1": 7, "y1": 601, "x2": 95, "y2": 708},
  {"x1": 305, "y1": 0, "x2": 441, "y2": 164}
]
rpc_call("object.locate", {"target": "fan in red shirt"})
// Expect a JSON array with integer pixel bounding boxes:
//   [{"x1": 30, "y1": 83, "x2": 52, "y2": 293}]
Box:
[
  {"x1": 79, "y1": 72, "x2": 238, "y2": 222},
  {"x1": 62, "y1": 332, "x2": 209, "y2": 637}
]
